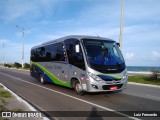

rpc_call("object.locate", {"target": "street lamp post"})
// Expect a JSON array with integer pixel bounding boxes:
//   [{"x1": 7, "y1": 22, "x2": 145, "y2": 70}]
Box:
[
  {"x1": 22, "y1": 30, "x2": 24, "y2": 68},
  {"x1": 2, "y1": 43, "x2": 5, "y2": 66},
  {"x1": 16, "y1": 26, "x2": 29, "y2": 68},
  {"x1": 119, "y1": 0, "x2": 124, "y2": 50}
]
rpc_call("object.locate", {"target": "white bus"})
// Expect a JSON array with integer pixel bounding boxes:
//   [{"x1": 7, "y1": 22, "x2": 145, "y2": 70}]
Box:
[{"x1": 30, "y1": 35, "x2": 128, "y2": 95}]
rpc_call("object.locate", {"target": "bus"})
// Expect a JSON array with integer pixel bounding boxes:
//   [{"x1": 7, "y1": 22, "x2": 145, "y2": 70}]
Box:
[{"x1": 30, "y1": 35, "x2": 128, "y2": 95}]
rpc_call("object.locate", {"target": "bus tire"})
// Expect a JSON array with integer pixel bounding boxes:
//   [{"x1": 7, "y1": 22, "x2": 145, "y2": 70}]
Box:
[
  {"x1": 74, "y1": 81, "x2": 85, "y2": 96},
  {"x1": 40, "y1": 74, "x2": 45, "y2": 84}
]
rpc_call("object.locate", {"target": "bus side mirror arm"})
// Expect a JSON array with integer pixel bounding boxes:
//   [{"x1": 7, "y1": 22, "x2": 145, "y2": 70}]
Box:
[{"x1": 117, "y1": 43, "x2": 120, "y2": 47}]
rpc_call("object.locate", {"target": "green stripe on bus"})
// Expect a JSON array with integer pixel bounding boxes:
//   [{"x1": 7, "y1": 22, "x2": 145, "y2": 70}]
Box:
[
  {"x1": 31, "y1": 62, "x2": 71, "y2": 87},
  {"x1": 98, "y1": 74, "x2": 122, "y2": 80}
]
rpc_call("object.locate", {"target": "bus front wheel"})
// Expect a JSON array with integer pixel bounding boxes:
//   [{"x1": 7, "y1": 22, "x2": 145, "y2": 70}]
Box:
[{"x1": 75, "y1": 81, "x2": 85, "y2": 96}]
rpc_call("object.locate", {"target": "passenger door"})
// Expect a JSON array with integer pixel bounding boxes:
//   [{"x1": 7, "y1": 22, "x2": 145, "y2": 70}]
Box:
[{"x1": 64, "y1": 39, "x2": 86, "y2": 80}]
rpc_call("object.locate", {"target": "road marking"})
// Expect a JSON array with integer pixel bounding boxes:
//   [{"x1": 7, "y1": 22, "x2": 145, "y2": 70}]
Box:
[
  {"x1": 146, "y1": 95, "x2": 160, "y2": 101},
  {"x1": 0, "y1": 72, "x2": 140, "y2": 120}
]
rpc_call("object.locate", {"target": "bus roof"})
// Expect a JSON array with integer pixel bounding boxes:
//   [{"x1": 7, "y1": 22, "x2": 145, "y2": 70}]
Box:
[{"x1": 31, "y1": 35, "x2": 115, "y2": 49}]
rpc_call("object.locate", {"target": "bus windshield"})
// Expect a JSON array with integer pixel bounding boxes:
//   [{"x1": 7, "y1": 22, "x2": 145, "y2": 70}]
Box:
[{"x1": 82, "y1": 39, "x2": 126, "y2": 73}]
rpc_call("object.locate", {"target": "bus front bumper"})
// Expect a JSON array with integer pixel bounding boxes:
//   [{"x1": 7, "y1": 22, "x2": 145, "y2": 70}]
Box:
[{"x1": 82, "y1": 79, "x2": 128, "y2": 92}]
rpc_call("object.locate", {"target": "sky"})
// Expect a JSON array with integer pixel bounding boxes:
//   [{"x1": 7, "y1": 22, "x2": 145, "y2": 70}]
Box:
[{"x1": 0, "y1": 0, "x2": 160, "y2": 67}]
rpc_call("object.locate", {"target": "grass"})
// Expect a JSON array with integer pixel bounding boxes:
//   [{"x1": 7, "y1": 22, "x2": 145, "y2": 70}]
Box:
[
  {"x1": 0, "y1": 85, "x2": 24, "y2": 113},
  {"x1": 0, "y1": 91, "x2": 13, "y2": 98},
  {"x1": 21, "y1": 67, "x2": 30, "y2": 70},
  {"x1": 0, "y1": 105, "x2": 9, "y2": 112},
  {"x1": 128, "y1": 75, "x2": 160, "y2": 85},
  {"x1": 0, "y1": 98, "x2": 8, "y2": 105},
  {"x1": 0, "y1": 85, "x2": 3, "y2": 88},
  {"x1": 0, "y1": 89, "x2": 23, "y2": 113},
  {"x1": 12, "y1": 108, "x2": 24, "y2": 112}
]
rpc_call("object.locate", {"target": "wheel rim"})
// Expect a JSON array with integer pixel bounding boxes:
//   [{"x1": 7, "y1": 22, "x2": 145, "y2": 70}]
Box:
[
  {"x1": 75, "y1": 82, "x2": 81, "y2": 93},
  {"x1": 40, "y1": 76, "x2": 44, "y2": 83}
]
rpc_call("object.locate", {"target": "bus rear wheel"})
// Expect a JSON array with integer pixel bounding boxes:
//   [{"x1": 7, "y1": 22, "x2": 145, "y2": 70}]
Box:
[
  {"x1": 40, "y1": 74, "x2": 45, "y2": 84},
  {"x1": 74, "y1": 81, "x2": 85, "y2": 96}
]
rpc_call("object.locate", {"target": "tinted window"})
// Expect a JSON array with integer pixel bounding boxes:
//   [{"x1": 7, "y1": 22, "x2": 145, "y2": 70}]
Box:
[
  {"x1": 65, "y1": 39, "x2": 85, "y2": 70},
  {"x1": 82, "y1": 39, "x2": 126, "y2": 73},
  {"x1": 31, "y1": 42, "x2": 66, "y2": 62},
  {"x1": 31, "y1": 48, "x2": 41, "y2": 62}
]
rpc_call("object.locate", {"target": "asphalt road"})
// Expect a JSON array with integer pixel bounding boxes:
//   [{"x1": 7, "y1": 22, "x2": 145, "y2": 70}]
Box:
[{"x1": 0, "y1": 67, "x2": 160, "y2": 120}]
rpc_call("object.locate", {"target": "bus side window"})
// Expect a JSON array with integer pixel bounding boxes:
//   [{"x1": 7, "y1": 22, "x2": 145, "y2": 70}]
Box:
[
  {"x1": 31, "y1": 48, "x2": 40, "y2": 62},
  {"x1": 65, "y1": 39, "x2": 85, "y2": 70}
]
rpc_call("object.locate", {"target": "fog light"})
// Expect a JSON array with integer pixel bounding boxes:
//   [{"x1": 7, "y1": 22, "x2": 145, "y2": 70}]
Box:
[{"x1": 91, "y1": 84, "x2": 98, "y2": 89}]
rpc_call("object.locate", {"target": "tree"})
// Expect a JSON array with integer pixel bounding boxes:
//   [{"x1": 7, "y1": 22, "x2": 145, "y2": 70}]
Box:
[
  {"x1": 13, "y1": 62, "x2": 22, "y2": 68},
  {"x1": 24, "y1": 63, "x2": 30, "y2": 68},
  {"x1": 150, "y1": 69, "x2": 160, "y2": 82}
]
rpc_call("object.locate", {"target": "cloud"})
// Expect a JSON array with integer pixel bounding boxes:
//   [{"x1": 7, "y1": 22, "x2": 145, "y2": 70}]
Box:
[
  {"x1": 124, "y1": 52, "x2": 134, "y2": 61},
  {"x1": 122, "y1": 24, "x2": 160, "y2": 50},
  {"x1": 0, "y1": 0, "x2": 59, "y2": 22},
  {"x1": 151, "y1": 51, "x2": 160, "y2": 61},
  {"x1": 0, "y1": 39, "x2": 9, "y2": 44},
  {"x1": 79, "y1": 0, "x2": 121, "y2": 24},
  {"x1": 125, "y1": 0, "x2": 160, "y2": 21},
  {"x1": 39, "y1": 34, "x2": 61, "y2": 40}
]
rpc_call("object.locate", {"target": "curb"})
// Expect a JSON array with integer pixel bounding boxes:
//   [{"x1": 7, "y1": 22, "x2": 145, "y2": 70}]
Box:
[
  {"x1": 0, "y1": 83, "x2": 49, "y2": 120},
  {"x1": 128, "y1": 82, "x2": 160, "y2": 88},
  {"x1": 0, "y1": 83, "x2": 36, "y2": 111},
  {"x1": 128, "y1": 71, "x2": 152, "y2": 75}
]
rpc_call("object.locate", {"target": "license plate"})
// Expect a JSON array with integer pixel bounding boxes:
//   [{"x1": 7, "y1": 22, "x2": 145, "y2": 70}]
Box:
[{"x1": 110, "y1": 86, "x2": 117, "y2": 90}]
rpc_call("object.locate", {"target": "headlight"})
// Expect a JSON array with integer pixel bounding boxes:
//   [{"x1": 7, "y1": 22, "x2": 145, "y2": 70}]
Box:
[
  {"x1": 123, "y1": 72, "x2": 128, "y2": 79},
  {"x1": 88, "y1": 72, "x2": 103, "y2": 82}
]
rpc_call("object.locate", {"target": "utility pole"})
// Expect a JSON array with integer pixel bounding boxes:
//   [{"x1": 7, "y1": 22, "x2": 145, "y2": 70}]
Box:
[
  {"x1": 119, "y1": 0, "x2": 124, "y2": 50},
  {"x1": 2, "y1": 43, "x2": 5, "y2": 66},
  {"x1": 16, "y1": 25, "x2": 30, "y2": 68}
]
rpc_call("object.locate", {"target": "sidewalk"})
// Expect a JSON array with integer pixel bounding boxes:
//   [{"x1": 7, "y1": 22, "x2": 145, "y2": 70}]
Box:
[{"x1": 0, "y1": 83, "x2": 46, "y2": 120}]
